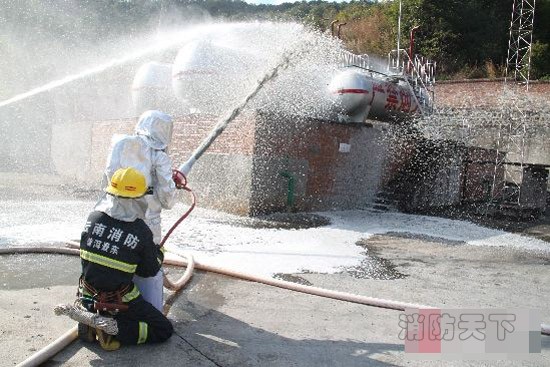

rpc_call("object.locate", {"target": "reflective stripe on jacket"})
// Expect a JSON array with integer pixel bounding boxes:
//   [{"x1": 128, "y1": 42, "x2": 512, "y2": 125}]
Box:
[{"x1": 80, "y1": 211, "x2": 163, "y2": 292}]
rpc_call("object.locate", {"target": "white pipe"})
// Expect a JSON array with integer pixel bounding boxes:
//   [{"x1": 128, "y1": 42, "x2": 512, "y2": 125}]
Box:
[
  {"x1": 397, "y1": 0, "x2": 402, "y2": 67},
  {"x1": 0, "y1": 247, "x2": 80, "y2": 256},
  {"x1": 163, "y1": 251, "x2": 195, "y2": 291},
  {"x1": 164, "y1": 246, "x2": 428, "y2": 311},
  {"x1": 16, "y1": 325, "x2": 78, "y2": 367},
  {"x1": 6, "y1": 245, "x2": 550, "y2": 334}
]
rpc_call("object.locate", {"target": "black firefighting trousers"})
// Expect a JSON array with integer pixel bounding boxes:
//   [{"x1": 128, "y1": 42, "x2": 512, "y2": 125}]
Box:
[
  {"x1": 82, "y1": 294, "x2": 173, "y2": 345},
  {"x1": 113, "y1": 295, "x2": 174, "y2": 345}
]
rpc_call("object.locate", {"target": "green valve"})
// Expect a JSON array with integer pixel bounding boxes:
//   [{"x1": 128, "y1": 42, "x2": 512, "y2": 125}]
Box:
[{"x1": 280, "y1": 171, "x2": 295, "y2": 210}]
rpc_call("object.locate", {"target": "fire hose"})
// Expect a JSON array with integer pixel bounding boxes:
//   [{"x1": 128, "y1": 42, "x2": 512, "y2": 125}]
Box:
[
  {"x1": 5, "y1": 243, "x2": 550, "y2": 367},
  {"x1": 4, "y1": 176, "x2": 550, "y2": 366},
  {"x1": 9, "y1": 246, "x2": 195, "y2": 367},
  {"x1": 4, "y1": 248, "x2": 550, "y2": 366}
]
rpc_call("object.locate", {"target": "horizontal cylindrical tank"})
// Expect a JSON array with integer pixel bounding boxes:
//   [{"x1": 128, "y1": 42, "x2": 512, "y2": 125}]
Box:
[
  {"x1": 327, "y1": 69, "x2": 374, "y2": 123},
  {"x1": 328, "y1": 68, "x2": 420, "y2": 123},
  {"x1": 132, "y1": 62, "x2": 179, "y2": 115}
]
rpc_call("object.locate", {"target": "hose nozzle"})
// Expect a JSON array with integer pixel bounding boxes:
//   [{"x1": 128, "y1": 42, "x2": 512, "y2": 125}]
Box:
[{"x1": 178, "y1": 157, "x2": 196, "y2": 176}]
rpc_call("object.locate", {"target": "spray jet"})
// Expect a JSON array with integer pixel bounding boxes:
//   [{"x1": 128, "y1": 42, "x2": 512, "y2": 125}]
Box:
[{"x1": 176, "y1": 50, "x2": 296, "y2": 176}]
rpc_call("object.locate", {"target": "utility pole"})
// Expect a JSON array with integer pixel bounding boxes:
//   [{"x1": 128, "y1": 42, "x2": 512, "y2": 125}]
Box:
[{"x1": 397, "y1": 0, "x2": 402, "y2": 68}]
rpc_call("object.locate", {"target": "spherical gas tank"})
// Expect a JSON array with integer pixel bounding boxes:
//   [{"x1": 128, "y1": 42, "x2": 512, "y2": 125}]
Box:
[
  {"x1": 328, "y1": 69, "x2": 374, "y2": 123},
  {"x1": 172, "y1": 39, "x2": 257, "y2": 114},
  {"x1": 131, "y1": 62, "x2": 177, "y2": 115},
  {"x1": 172, "y1": 40, "x2": 214, "y2": 107}
]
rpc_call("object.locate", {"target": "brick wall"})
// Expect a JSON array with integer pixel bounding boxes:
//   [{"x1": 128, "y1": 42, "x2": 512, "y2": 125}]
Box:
[
  {"x1": 170, "y1": 112, "x2": 256, "y2": 164},
  {"x1": 434, "y1": 79, "x2": 550, "y2": 181},
  {"x1": 251, "y1": 113, "x2": 386, "y2": 213},
  {"x1": 435, "y1": 79, "x2": 550, "y2": 108},
  {"x1": 77, "y1": 110, "x2": 387, "y2": 215}
]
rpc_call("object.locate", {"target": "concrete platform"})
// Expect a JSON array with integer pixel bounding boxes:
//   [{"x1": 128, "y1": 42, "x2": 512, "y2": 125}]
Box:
[{"x1": 1, "y1": 233, "x2": 549, "y2": 366}]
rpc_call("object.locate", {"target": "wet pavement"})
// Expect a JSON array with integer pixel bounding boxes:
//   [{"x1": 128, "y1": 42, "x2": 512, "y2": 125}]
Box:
[
  {"x1": 1, "y1": 232, "x2": 549, "y2": 366},
  {"x1": 203, "y1": 212, "x2": 331, "y2": 230}
]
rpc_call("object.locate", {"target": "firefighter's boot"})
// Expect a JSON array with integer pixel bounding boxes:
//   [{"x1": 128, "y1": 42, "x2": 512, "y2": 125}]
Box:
[
  {"x1": 96, "y1": 329, "x2": 121, "y2": 351},
  {"x1": 77, "y1": 323, "x2": 96, "y2": 343}
]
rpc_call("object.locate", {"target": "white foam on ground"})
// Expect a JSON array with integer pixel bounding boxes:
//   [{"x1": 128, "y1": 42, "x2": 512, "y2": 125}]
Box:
[
  {"x1": 1, "y1": 200, "x2": 548, "y2": 277},
  {"x1": 0, "y1": 200, "x2": 92, "y2": 245},
  {"x1": 162, "y1": 205, "x2": 550, "y2": 276}
]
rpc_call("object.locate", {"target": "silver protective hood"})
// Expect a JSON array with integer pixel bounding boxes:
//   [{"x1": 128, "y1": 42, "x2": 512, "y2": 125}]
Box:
[
  {"x1": 94, "y1": 193, "x2": 148, "y2": 223},
  {"x1": 134, "y1": 110, "x2": 173, "y2": 150}
]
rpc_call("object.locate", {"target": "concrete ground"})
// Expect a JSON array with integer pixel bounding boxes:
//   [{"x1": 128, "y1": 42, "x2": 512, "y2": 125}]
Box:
[{"x1": 1, "y1": 233, "x2": 549, "y2": 367}]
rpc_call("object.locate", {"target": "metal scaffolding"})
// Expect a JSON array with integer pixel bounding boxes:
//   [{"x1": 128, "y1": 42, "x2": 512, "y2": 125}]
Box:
[
  {"x1": 505, "y1": 0, "x2": 536, "y2": 90},
  {"x1": 490, "y1": 0, "x2": 535, "y2": 211}
]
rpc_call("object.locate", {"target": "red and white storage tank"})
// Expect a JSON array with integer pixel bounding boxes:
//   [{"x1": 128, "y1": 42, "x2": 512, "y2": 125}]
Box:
[{"x1": 328, "y1": 68, "x2": 420, "y2": 123}]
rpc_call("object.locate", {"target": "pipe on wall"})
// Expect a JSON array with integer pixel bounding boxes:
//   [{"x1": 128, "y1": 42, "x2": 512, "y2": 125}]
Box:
[{"x1": 279, "y1": 170, "x2": 296, "y2": 211}]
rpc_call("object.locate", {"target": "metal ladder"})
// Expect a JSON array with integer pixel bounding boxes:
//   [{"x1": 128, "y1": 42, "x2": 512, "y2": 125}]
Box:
[{"x1": 387, "y1": 49, "x2": 436, "y2": 116}]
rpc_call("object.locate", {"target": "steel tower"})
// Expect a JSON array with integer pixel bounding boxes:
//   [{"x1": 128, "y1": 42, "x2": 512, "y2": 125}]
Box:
[{"x1": 490, "y1": 0, "x2": 535, "y2": 212}]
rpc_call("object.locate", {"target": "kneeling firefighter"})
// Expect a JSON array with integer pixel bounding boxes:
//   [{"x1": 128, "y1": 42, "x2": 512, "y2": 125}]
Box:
[{"x1": 55, "y1": 167, "x2": 173, "y2": 350}]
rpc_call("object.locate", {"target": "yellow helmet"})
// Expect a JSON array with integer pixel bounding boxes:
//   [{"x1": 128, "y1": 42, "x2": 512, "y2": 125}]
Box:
[{"x1": 106, "y1": 167, "x2": 147, "y2": 198}]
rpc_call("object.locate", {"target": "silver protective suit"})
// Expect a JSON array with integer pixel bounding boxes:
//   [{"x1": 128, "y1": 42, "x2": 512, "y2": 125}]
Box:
[
  {"x1": 100, "y1": 110, "x2": 177, "y2": 244},
  {"x1": 94, "y1": 193, "x2": 148, "y2": 223},
  {"x1": 96, "y1": 110, "x2": 177, "y2": 312}
]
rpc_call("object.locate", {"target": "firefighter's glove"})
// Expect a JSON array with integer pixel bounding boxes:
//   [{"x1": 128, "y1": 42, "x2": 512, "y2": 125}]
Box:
[
  {"x1": 172, "y1": 169, "x2": 187, "y2": 189},
  {"x1": 54, "y1": 304, "x2": 119, "y2": 335}
]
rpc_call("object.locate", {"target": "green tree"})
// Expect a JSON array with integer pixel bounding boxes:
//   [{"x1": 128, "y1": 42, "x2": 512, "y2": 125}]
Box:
[
  {"x1": 338, "y1": 6, "x2": 394, "y2": 55},
  {"x1": 530, "y1": 41, "x2": 550, "y2": 80},
  {"x1": 384, "y1": 0, "x2": 510, "y2": 77}
]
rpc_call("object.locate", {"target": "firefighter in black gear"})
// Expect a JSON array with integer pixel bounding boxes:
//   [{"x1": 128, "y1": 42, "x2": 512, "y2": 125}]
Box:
[{"x1": 55, "y1": 167, "x2": 173, "y2": 350}]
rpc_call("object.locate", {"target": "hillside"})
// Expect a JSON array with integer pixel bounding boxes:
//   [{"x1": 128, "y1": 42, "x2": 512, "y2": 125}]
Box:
[{"x1": 1, "y1": 0, "x2": 549, "y2": 101}]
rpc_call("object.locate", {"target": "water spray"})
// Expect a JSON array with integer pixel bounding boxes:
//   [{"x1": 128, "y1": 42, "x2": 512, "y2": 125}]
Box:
[
  {"x1": 161, "y1": 44, "x2": 304, "y2": 253},
  {"x1": 178, "y1": 49, "x2": 297, "y2": 175},
  {"x1": 0, "y1": 31, "x2": 196, "y2": 109}
]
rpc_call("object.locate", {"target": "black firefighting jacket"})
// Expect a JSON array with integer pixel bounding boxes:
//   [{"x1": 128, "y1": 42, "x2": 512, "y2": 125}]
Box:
[{"x1": 80, "y1": 211, "x2": 164, "y2": 293}]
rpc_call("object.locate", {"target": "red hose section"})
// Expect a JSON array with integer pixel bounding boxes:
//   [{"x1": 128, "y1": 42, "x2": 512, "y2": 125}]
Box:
[{"x1": 160, "y1": 176, "x2": 196, "y2": 248}]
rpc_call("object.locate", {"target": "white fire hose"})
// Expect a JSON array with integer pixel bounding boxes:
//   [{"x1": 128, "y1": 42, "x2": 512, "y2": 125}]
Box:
[
  {"x1": 7, "y1": 246, "x2": 194, "y2": 367},
  {"x1": 2, "y1": 244, "x2": 549, "y2": 367}
]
